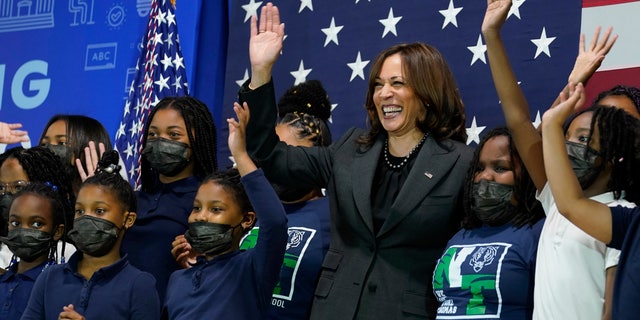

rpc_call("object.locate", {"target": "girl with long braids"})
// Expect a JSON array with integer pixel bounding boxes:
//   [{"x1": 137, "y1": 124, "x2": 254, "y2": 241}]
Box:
[
  {"x1": 432, "y1": 127, "x2": 545, "y2": 319},
  {"x1": 121, "y1": 96, "x2": 218, "y2": 302},
  {"x1": 542, "y1": 83, "x2": 640, "y2": 319},
  {"x1": 0, "y1": 182, "x2": 68, "y2": 319},
  {"x1": 22, "y1": 150, "x2": 160, "y2": 320}
]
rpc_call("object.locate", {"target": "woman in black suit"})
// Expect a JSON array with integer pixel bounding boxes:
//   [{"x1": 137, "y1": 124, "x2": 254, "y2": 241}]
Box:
[{"x1": 237, "y1": 3, "x2": 472, "y2": 319}]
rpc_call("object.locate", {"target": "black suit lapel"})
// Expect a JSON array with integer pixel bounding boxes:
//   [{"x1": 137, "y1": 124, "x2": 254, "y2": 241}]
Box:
[{"x1": 351, "y1": 137, "x2": 383, "y2": 236}]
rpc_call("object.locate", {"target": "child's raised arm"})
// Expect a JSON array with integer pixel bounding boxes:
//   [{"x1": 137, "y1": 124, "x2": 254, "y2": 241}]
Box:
[
  {"x1": 228, "y1": 102, "x2": 258, "y2": 176},
  {"x1": 541, "y1": 83, "x2": 613, "y2": 244},
  {"x1": 482, "y1": 0, "x2": 546, "y2": 191}
]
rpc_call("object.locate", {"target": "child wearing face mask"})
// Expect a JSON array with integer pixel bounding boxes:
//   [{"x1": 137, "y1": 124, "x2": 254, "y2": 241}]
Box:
[
  {"x1": 172, "y1": 80, "x2": 333, "y2": 319},
  {"x1": 0, "y1": 182, "x2": 68, "y2": 320},
  {"x1": 432, "y1": 127, "x2": 545, "y2": 319},
  {"x1": 0, "y1": 146, "x2": 76, "y2": 267},
  {"x1": 21, "y1": 151, "x2": 160, "y2": 320},
  {"x1": 482, "y1": 1, "x2": 636, "y2": 319},
  {"x1": 39, "y1": 114, "x2": 114, "y2": 196},
  {"x1": 542, "y1": 83, "x2": 640, "y2": 319},
  {"x1": 120, "y1": 96, "x2": 218, "y2": 303},
  {"x1": 162, "y1": 101, "x2": 288, "y2": 319}
]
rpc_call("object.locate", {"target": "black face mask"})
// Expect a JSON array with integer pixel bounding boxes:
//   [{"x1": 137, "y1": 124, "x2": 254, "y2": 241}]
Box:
[
  {"x1": 142, "y1": 138, "x2": 191, "y2": 177},
  {"x1": 565, "y1": 141, "x2": 603, "y2": 189},
  {"x1": 0, "y1": 228, "x2": 53, "y2": 262},
  {"x1": 0, "y1": 193, "x2": 13, "y2": 222},
  {"x1": 271, "y1": 183, "x2": 315, "y2": 203},
  {"x1": 67, "y1": 215, "x2": 122, "y2": 257},
  {"x1": 45, "y1": 144, "x2": 74, "y2": 167},
  {"x1": 472, "y1": 180, "x2": 517, "y2": 226},
  {"x1": 185, "y1": 221, "x2": 243, "y2": 256}
]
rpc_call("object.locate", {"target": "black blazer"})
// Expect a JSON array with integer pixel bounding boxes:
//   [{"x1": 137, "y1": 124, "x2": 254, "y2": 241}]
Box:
[{"x1": 240, "y1": 81, "x2": 473, "y2": 319}]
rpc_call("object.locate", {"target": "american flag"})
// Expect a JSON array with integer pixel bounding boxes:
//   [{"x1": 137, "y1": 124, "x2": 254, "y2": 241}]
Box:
[
  {"x1": 114, "y1": 0, "x2": 189, "y2": 189},
  {"x1": 218, "y1": 0, "x2": 640, "y2": 167}
]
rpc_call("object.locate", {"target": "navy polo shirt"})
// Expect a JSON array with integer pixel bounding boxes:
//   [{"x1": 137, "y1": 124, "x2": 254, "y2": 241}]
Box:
[
  {"x1": 121, "y1": 176, "x2": 199, "y2": 302},
  {"x1": 609, "y1": 205, "x2": 640, "y2": 319},
  {"x1": 0, "y1": 261, "x2": 47, "y2": 320},
  {"x1": 21, "y1": 252, "x2": 160, "y2": 320}
]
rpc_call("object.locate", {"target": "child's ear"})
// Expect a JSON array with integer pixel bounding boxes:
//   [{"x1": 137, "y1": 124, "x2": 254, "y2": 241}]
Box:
[
  {"x1": 242, "y1": 211, "x2": 256, "y2": 230},
  {"x1": 53, "y1": 224, "x2": 65, "y2": 241},
  {"x1": 123, "y1": 212, "x2": 137, "y2": 229}
]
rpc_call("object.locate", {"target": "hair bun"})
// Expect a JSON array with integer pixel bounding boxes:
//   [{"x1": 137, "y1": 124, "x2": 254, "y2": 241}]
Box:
[
  {"x1": 96, "y1": 150, "x2": 121, "y2": 175},
  {"x1": 277, "y1": 80, "x2": 332, "y2": 121}
]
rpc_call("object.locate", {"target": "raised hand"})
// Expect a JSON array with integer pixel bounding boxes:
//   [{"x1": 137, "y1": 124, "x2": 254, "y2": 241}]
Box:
[
  {"x1": 568, "y1": 26, "x2": 617, "y2": 85},
  {"x1": 0, "y1": 122, "x2": 28, "y2": 144},
  {"x1": 542, "y1": 82, "x2": 586, "y2": 128},
  {"x1": 228, "y1": 102, "x2": 257, "y2": 176},
  {"x1": 76, "y1": 141, "x2": 106, "y2": 181},
  {"x1": 481, "y1": 0, "x2": 511, "y2": 35},
  {"x1": 249, "y1": 2, "x2": 285, "y2": 89}
]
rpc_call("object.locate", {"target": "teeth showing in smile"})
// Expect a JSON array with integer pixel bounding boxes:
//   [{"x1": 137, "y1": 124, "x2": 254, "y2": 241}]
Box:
[{"x1": 383, "y1": 106, "x2": 402, "y2": 116}]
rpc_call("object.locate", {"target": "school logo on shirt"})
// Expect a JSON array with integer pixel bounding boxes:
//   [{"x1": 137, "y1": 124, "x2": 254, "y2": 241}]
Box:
[
  {"x1": 240, "y1": 227, "x2": 317, "y2": 307},
  {"x1": 432, "y1": 242, "x2": 512, "y2": 319}
]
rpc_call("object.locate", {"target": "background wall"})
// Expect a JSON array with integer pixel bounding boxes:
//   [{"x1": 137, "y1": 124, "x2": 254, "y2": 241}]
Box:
[{"x1": 1, "y1": 0, "x2": 639, "y2": 169}]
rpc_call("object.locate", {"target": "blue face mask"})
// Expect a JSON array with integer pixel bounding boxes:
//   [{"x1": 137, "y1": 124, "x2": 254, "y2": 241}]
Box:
[{"x1": 565, "y1": 141, "x2": 603, "y2": 189}]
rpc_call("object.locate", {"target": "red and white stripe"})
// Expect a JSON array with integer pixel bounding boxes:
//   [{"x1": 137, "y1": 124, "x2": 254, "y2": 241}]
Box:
[{"x1": 582, "y1": 0, "x2": 640, "y2": 102}]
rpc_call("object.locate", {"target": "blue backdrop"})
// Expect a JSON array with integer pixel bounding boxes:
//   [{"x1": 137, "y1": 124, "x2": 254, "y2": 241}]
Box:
[{"x1": 0, "y1": 0, "x2": 226, "y2": 154}]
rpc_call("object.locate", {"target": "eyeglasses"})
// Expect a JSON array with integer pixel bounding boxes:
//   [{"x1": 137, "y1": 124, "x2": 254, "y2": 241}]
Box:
[{"x1": 0, "y1": 180, "x2": 30, "y2": 196}]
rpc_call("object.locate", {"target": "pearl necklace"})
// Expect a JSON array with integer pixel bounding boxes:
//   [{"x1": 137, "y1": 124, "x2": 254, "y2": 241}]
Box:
[{"x1": 383, "y1": 133, "x2": 428, "y2": 170}]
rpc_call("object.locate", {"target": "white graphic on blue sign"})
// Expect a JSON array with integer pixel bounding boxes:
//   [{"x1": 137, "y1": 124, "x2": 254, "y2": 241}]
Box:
[
  {"x1": 136, "y1": 0, "x2": 150, "y2": 18},
  {"x1": 69, "y1": 0, "x2": 95, "y2": 26},
  {"x1": 0, "y1": 0, "x2": 55, "y2": 33},
  {"x1": 85, "y1": 42, "x2": 117, "y2": 71},
  {"x1": 105, "y1": 3, "x2": 125, "y2": 29}
]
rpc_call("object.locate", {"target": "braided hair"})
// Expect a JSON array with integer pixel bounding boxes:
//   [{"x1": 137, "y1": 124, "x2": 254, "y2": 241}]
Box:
[
  {"x1": 277, "y1": 80, "x2": 333, "y2": 147},
  {"x1": 461, "y1": 127, "x2": 544, "y2": 229},
  {"x1": 569, "y1": 105, "x2": 640, "y2": 204},
  {"x1": 140, "y1": 97, "x2": 218, "y2": 192},
  {"x1": 82, "y1": 150, "x2": 137, "y2": 213},
  {"x1": 11, "y1": 182, "x2": 69, "y2": 264},
  {"x1": 594, "y1": 85, "x2": 640, "y2": 114},
  {"x1": 0, "y1": 147, "x2": 74, "y2": 236},
  {"x1": 201, "y1": 168, "x2": 254, "y2": 232}
]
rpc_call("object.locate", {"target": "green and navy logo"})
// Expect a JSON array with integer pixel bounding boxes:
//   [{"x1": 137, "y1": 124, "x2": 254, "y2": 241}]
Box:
[
  {"x1": 240, "y1": 227, "x2": 317, "y2": 302},
  {"x1": 432, "y1": 243, "x2": 511, "y2": 319}
]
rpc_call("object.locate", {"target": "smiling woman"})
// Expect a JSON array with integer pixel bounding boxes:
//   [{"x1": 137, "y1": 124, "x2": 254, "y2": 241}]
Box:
[{"x1": 237, "y1": 3, "x2": 473, "y2": 319}]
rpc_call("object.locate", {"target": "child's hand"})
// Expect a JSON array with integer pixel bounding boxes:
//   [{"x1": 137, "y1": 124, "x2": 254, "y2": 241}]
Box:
[
  {"x1": 568, "y1": 26, "x2": 617, "y2": 84},
  {"x1": 171, "y1": 234, "x2": 197, "y2": 269},
  {"x1": 542, "y1": 82, "x2": 586, "y2": 128},
  {"x1": 228, "y1": 101, "x2": 258, "y2": 176},
  {"x1": 58, "y1": 304, "x2": 85, "y2": 320},
  {"x1": 228, "y1": 102, "x2": 250, "y2": 161},
  {"x1": 481, "y1": 0, "x2": 511, "y2": 35},
  {"x1": 76, "y1": 141, "x2": 106, "y2": 181},
  {"x1": 0, "y1": 122, "x2": 28, "y2": 144}
]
